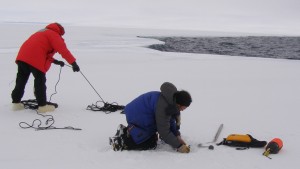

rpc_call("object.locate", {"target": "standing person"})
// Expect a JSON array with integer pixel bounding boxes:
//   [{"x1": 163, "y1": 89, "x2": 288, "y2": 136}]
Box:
[
  {"x1": 110, "y1": 82, "x2": 192, "y2": 153},
  {"x1": 11, "y1": 23, "x2": 80, "y2": 113}
]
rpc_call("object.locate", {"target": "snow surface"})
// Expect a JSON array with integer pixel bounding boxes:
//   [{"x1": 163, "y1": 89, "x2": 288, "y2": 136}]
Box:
[{"x1": 1, "y1": 0, "x2": 300, "y2": 169}]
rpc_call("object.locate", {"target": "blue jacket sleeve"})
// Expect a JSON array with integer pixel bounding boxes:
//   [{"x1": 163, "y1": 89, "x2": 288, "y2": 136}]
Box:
[{"x1": 170, "y1": 117, "x2": 180, "y2": 136}]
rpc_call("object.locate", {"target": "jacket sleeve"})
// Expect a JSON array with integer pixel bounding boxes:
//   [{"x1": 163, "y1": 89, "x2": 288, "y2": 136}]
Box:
[
  {"x1": 48, "y1": 32, "x2": 76, "y2": 64},
  {"x1": 170, "y1": 117, "x2": 180, "y2": 136},
  {"x1": 155, "y1": 97, "x2": 181, "y2": 148}
]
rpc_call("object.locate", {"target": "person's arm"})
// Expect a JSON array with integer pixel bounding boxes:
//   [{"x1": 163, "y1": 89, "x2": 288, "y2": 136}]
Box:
[
  {"x1": 170, "y1": 117, "x2": 180, "y2": 136},
  {"x1": 156, "y1": 104, "x2": 181, "y2": 148},
  {"x1": 52, "y1": 59, "x2": 65, "y2": 67},
  {"x1": 48, "y1": 32, "x2": 76, "y2": 65}
]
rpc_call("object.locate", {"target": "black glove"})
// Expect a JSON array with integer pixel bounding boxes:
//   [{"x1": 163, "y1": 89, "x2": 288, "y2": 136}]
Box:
[
  {"x1": 53, "y1": 60, "x2": 65, "y2": 67},
  {"x1": 71, "y1": 61, "x2": 80, "y2": 72}
]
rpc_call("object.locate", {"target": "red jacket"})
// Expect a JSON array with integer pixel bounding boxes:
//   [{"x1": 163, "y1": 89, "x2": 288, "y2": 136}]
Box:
[{"x1": 16, "y1": 23, "x2": 76, "y2": 73}]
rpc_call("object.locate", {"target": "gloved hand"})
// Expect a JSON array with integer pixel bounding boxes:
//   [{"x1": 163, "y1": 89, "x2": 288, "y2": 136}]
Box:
[
  {"x1": 177, "y1": 144, "x2": 190, "y2": 153},
  {"x1": 53, "y1": 60, "x2": 65, "y2": 67},
  {"x1": 71, "y1": 61, "x2": 80, "y2": 72}
]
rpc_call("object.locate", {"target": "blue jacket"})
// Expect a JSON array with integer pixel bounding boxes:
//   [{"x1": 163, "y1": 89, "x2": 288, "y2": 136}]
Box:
[
  {"x1": 125, "y1": 82, "x2": 181, "y2": 146},
  {"x1": 125, "y1": 91, "x2": 160, "y2": 144}
]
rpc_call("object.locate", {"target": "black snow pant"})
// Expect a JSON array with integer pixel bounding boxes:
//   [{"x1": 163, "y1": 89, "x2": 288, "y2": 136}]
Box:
[
  {"x1": 122, "y1": 127, "x2": 158, "y2": 151},
  {"x1": 11, "y1": 61, "x2": 47, "y2": 106}
]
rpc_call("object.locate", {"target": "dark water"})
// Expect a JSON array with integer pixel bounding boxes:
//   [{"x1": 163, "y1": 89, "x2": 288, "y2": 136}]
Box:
[{"x1": 147, "y1": 36, "x2": 300, "y2": 60}]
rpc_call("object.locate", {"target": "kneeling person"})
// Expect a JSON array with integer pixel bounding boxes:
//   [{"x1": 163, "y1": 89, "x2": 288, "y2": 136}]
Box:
[{"x1": 110, "y1": 82, "x2": 192, "y2": 153}]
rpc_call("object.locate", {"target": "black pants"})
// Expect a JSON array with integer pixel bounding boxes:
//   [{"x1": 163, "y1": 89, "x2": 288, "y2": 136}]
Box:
[
  {"x1": 122, "y1": 128, "x2": 158, "y2": 150},
  {"x1": 11, "y1": 61, "x2": 47, "y2": 106}
]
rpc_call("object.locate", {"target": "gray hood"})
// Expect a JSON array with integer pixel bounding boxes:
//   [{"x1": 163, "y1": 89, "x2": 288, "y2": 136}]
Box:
[{"x1": 160, "y1": 82, "x2": 177, "y2": 105}]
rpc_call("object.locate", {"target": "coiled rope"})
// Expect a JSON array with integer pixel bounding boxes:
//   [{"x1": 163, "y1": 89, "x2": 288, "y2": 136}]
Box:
[
  {"x1": 19, "y1": 66, "x2": 81, "y2": 131},
  {"x1": 19, "y1": 63, "x2": 125, "y2": 131}
]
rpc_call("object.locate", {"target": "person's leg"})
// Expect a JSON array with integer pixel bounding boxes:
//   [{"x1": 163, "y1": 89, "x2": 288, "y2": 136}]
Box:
[
  {"x1": 30, "y1": 65, "x2": 55, "y2": 113},
  {"x1": 122, "y1": 130, "x2": 157, "y2": 150},
  {"x1": 137, "y1": 134, "x2": 158, "y2": 150},
  {"x1": 11, "y1": 61, "x2": 31, "y2": 103},
  {"x1": 30, "y1": 67, "x2": 47, "y2": 106}
]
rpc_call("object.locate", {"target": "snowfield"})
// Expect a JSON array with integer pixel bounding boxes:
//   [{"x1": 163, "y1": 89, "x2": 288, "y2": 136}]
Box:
[{"x1": 1, "y1": 23, "x2": 300, "y2": 169}]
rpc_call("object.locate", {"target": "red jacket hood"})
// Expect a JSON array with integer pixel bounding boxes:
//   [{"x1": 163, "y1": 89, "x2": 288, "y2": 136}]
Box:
[{"x1": 46, "y1": 23, "x2": 65, "y2": 36}]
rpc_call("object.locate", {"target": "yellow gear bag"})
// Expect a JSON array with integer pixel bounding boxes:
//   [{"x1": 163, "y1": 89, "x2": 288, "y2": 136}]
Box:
[{"x1": 217, "y1": 134, "x2": 266, "y2": 149}]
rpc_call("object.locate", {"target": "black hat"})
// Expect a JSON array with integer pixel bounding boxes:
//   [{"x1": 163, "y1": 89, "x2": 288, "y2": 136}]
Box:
[{"x1": 174, "y1": 90, "x2": 192, "y2": 107}]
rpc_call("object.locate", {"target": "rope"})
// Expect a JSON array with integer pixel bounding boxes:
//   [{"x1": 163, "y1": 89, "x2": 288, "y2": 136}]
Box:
[
  {"x1": 65, "y1": 64, "x2": 104, "y2": 102},
  {"x1": 79, "y1": 70, "x2": 105, "y2": 103},
  {"x1": 19, "y1": 110, "x2": 82, "y2": 131},
  {"x1": 19, "y1": 65, "x2": 81, "y2": 131},
  {"x1": 19, "y1": 63, "x2": 125, "y2": 131},
  {"x1": 49, "y1": 66, "x2": 62, "y2": 102},
  {"x1": 21, "y1": 99, "x2": 57, "y2": 110},
  {"x1": 66, "y1": 65, "x2": 125, "y2": 113},
  {"x1": 86, "y1": 101, "x2": 125, "y2": 114}
]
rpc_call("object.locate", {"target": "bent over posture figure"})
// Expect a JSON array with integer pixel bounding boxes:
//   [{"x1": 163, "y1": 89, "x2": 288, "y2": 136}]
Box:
[
  {"x1": 110, "y1": 82, "x2": 192, "y2": 153},
  {"x1": 11, "y1": 23, "x2": 80, "y2": 113}
]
